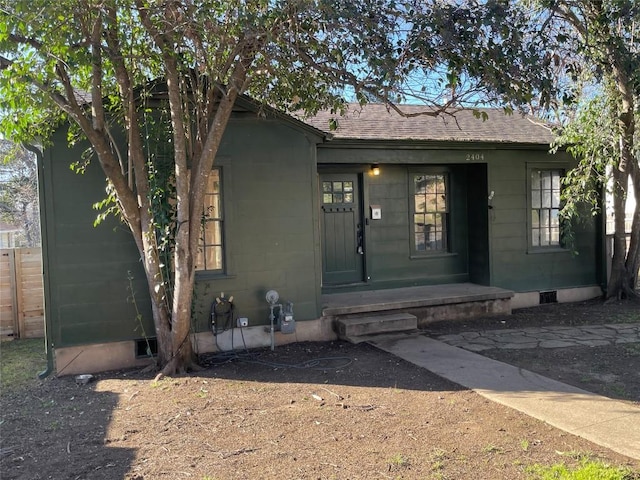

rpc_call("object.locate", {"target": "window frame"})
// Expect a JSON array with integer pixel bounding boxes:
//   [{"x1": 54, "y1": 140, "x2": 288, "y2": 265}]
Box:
[
  {"x1": 526, "y1": 163, "x2": 567, "y2": 253},
  {"x1": 409, "y1": 169, "x2": 451, "y2": 256},
  {"x1": 195, "y1": 167, "x2": 225, "y2": 273}
]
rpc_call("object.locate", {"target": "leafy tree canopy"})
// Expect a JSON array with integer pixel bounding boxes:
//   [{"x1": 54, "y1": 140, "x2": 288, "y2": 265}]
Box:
[
  {"x1": 0, "y1": 140, "x2": 40, "y2": 247},
  {"x1": 528, "y1": 0, "x2": 640, "y2": 297},
  {"x1": 4, "y1": 0, "x2": 635, "y2": 371},
  {"x1": 1, "y1": 0, "x2": 560, "y2": 373}
]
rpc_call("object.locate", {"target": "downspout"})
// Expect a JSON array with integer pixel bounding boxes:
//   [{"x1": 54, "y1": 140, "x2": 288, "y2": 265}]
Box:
[{"x1": 23, "y1": 142, "x2": 54, "y2": 379}]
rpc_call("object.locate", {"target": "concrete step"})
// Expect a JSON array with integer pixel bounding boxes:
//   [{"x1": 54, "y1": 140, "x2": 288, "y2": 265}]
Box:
[
  {"x1": 322, "y1": 283, "x2": 514, "y2": 317},
  {"x1": 336, "y1": 312, "x2": 418, "y2": 340}
]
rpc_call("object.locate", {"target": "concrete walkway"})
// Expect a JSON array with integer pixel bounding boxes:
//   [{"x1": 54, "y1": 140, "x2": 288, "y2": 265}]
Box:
[{"x1": 369, "y1": 324, "x2": 640, "y2": 461}]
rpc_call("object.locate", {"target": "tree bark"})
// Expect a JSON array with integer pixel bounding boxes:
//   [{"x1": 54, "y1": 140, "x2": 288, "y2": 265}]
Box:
[
  {"x1": 596, "y1": 4, "x2": 638, "y2": 298},
  {"x1": 625, "y1": 164, "x2": 640, "y2": 290},
  {"x1": 163, "y1": 50, "x2": 196, "y2": 374},
  {"x1": 139, "y1": 1, "x2": 258, "y2": 373},
  {"x1": 607, "y1": 166, "x2": 630, "y2": 298},
  {"x1": 160, "y1": 66, "x2": 249, "y2": 375}
]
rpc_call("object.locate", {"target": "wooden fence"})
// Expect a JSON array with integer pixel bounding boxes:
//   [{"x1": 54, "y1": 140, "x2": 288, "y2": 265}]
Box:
[{"x1": 0, "y1": 248, "x2": 45, "y2": 339}]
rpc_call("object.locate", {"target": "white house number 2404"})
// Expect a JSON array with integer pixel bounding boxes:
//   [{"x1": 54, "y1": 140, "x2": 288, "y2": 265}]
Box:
[{"x1": 465, "y1": 153, "x2": 485, "y2": 161}]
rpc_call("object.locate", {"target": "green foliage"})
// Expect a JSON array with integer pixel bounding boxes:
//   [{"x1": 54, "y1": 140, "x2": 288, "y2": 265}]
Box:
[
  {"x1": 554, "y1": 93, "x2": 618, "y2": 215},
  {"x1": 143, "y1": 106, "x2": 176, "y2": 279},
  {"x1": 0, "y1": 0, "x2": 567, "y2": 147},
  {"x1": 527, "y1": 459, "x2": 639, "y2": 480},
  {"x1": 402, "y1": 1, "x2": 556, "y2": 110},
  {"x1": 92, "y1": 182, "x2": 122, "y2": 227},
  {"x1": 514, "y1": 1, "x2": 640, "y2": 289},
  {"x1": 552, "y1": 84, "x2": 639, "y2": 254},
  {"x1": 5, "y1": 0, "x2": 637, "y2": 365},
  {"x1": 387, "y1": 453, "x2": 410, "y2": 469},
  {"x1": 0, "y1": 140, "x2": 40, "y2": 246}
]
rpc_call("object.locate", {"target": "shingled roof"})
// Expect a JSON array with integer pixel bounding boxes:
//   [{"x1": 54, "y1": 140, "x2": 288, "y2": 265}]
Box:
[{"x1": 302, "y1": 104, "x2": 555, "y2": 145}]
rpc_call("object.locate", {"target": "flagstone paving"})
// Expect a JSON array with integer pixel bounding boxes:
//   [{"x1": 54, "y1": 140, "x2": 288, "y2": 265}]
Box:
[{"x1": 435, "y1": 323, "x2": 640, "y2": 352}]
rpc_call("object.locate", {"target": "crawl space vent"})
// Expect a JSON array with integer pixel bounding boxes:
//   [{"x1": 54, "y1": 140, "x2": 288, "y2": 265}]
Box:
[{"x1": 539, "y1": 290, "x2": 558, "y2": 304}]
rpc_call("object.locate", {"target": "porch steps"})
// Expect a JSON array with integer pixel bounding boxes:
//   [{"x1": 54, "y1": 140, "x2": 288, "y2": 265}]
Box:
[
  {"x1": 323, "y1": 283, "x2": 514, "y2": 331},
  {"x1": 336, "y1": 312, "x2": 418, "y2": 343}
]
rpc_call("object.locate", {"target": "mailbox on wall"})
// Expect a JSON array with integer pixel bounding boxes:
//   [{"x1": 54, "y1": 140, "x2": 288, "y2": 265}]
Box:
[{"x1": 370, "y1": 205, "x2": 382, "y2": 220}]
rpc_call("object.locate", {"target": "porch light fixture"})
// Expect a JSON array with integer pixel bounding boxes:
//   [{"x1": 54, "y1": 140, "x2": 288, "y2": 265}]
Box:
[{"x1": 371, "y1": 164, "x2": 380, "y2": 176}]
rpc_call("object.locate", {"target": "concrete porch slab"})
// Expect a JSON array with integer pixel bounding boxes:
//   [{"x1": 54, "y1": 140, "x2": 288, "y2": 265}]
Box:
[{"x1": 321, "y1": 283, "x2": 514, "y2": 316}]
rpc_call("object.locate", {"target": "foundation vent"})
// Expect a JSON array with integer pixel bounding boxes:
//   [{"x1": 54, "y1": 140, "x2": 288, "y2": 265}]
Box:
[
  {"x1": 135, "y1": 338, "x2": 158, "y2": 358},
  {"x1": 539, "y1": 290, "x2": 558, "y2": 304}
]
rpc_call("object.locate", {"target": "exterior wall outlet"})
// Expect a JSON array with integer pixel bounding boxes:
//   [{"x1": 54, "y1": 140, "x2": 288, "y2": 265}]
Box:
[{"x1": 237, "y1": 317, "x2": 249, "y2": 328}]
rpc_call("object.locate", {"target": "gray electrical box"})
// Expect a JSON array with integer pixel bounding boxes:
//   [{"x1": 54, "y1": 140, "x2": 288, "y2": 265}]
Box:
[
  {"x1": 280, "y1": 314, "x2": 295, "y2": 334},
  {"x1": 279, "y1": 302, "x2": 296, "y2": 334}
]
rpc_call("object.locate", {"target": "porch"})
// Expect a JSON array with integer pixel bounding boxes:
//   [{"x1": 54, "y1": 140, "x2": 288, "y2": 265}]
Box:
[{"x1": 321, "y1": 283, "x2": 514, "y2": 341}]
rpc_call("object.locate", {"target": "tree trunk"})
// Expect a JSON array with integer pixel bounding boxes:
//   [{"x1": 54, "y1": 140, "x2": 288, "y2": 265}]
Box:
[
  {"x1": 607, "y1": 165, "x2": 630, "y2": 299},
  {"x1": 603, "y1": 40, "x2": 636, "y2": 298},
  {"x1": 164, "y1": 205, "x2": 197, "y2": 375},
  {"x1": 140, "y1": 230, "x2": 173, "y2": 367},
  {"x1": 606, "y1": 126, "x2": 637, "y2": 298},
  {"x1": 160, "y1": 86, "x2": 244, "y2": 375},
  {"x1": 625, "y1": 167, "x2": 640, "y2": 290}
]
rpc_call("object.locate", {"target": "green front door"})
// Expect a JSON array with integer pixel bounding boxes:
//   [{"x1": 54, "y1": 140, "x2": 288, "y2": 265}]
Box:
[{"x1": 320, "y1": 173, "x2": 364, "y2": 285}]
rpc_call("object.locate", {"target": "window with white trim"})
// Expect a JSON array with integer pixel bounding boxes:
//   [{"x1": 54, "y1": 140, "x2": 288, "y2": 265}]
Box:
[
  {"x1": 530, "y1": 168, "x2": 562, "y2": 248},
  {"x1": 195, "y1": 168, "x2": 224, "y2": 271}
]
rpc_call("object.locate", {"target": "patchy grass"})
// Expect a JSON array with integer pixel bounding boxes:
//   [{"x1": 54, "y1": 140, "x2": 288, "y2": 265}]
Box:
[
  {"x1": 606, "y1": 311, "x2": 640, "y2": 324},
  {"x1": 0, "y1": 339, "x2": 46, "y2": 394},
  {"x1": 483, "y1": 443, "x2": 504, "y2": 455},
  {"x1": 527, "y1": 459, "x2": 640, "y2": 480},
  {"x1": 387, "y1": 453, "x2": 411, "y2": 470}
]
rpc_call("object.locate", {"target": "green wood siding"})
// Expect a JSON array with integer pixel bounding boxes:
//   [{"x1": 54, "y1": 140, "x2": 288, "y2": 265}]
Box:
[
  {"x1": 318, "y1": 146, "x2": 599, "y2": 293},
  {"x1": 364, "y1": 164, "x2": 470, "y2": 287},
  {"x1": 318, "y1": 146, "x2": 475, "y2": 290},
  {"x1": 43, "y1": 116, "x2": 322, "y2": 348},
  {"x1": 42, "y1": 133, "x2": 152, "y2": 348},
  {"x1": 42, "y1": 112, "x2": 600, "y2": 350},
  {"x1": 487, "y1": 153, "x2": 598, "y2": 291},
  {"x1": 185, "y1": 117, "x2": 322, "y2": 333}
]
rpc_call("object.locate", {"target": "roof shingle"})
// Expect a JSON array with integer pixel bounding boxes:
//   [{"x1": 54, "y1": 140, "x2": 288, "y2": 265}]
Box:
[{"x1": 302, "y1": 104, "x2": 554, "y2": 145}]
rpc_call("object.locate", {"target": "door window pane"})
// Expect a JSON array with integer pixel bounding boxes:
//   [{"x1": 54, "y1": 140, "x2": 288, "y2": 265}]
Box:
[{"x1": 322, "y1": 180, "x2": 354, "y2": 204}]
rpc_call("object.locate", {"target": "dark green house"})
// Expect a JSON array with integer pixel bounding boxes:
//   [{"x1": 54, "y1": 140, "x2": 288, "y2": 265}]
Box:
[{"x1": 39, "y1": 101, "x2": 604, "y2": 374}]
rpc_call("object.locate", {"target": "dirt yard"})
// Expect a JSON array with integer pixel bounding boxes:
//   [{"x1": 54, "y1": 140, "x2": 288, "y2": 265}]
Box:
[
  {"x1": 423, "y1": 297, "x2": 640, "y2": 405},
  {"x1": 1, "y1": 298, "x2": 639, "y2": 480}
]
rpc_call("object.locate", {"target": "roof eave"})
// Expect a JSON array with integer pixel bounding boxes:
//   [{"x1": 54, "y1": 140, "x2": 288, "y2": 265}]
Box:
[
  {"x1": 233, "y1": 96, "x2": 328, "y2": 142},
  {"x1": 317, "y1": 138, "x2": 556, "y2": 151}
]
